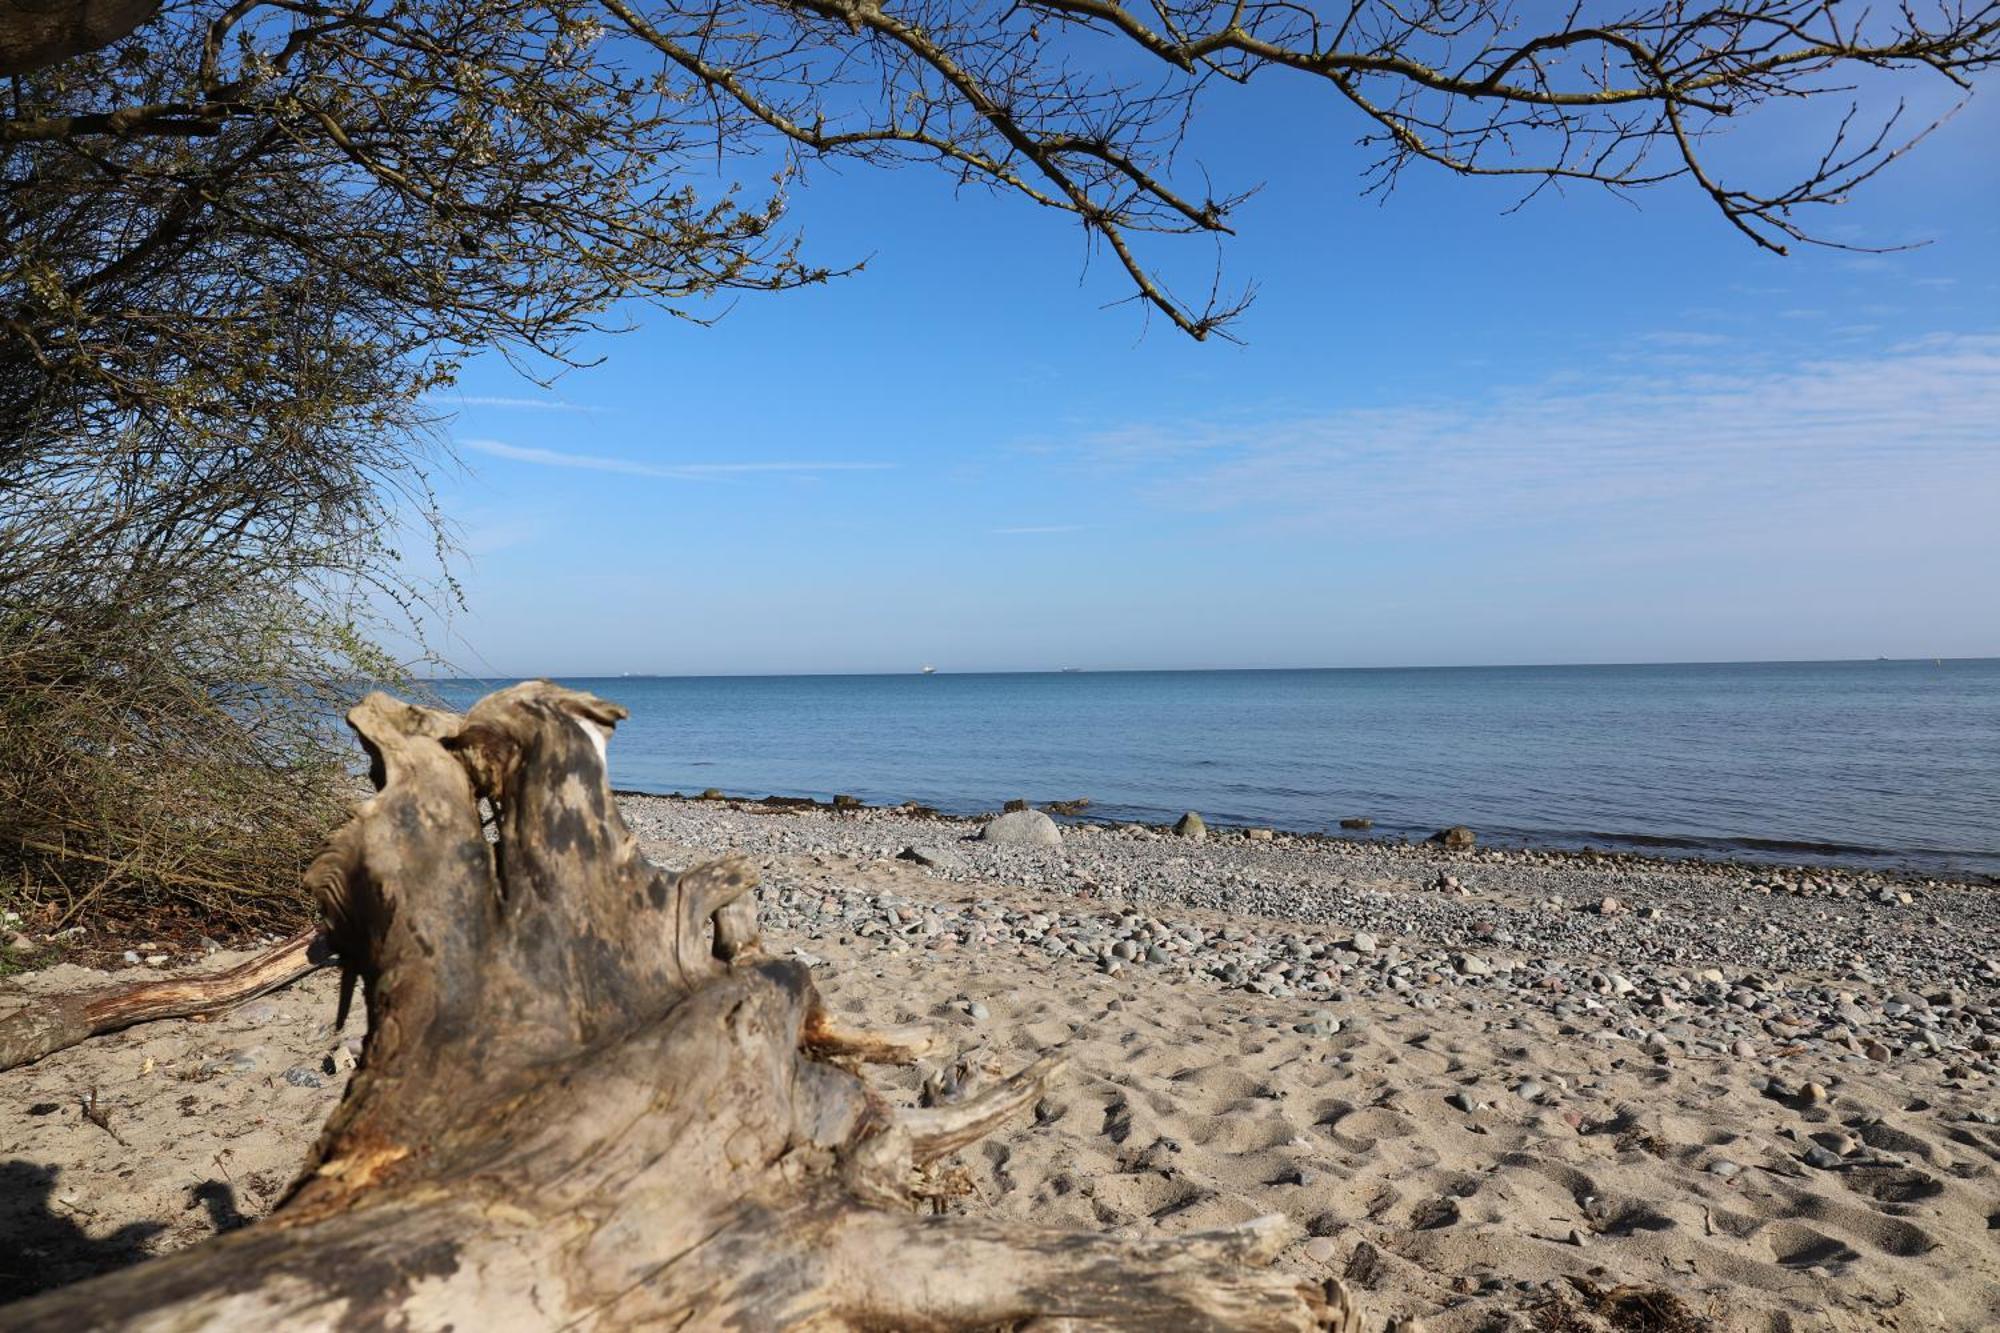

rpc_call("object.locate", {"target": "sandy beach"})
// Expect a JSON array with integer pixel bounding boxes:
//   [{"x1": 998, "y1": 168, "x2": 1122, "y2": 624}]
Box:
[{"x1": 4, "y1": 795, "x2": 1997, "y2": 1330}]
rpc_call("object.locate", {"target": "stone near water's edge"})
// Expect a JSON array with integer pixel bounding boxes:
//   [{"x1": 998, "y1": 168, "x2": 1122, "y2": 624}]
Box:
[{"x1": 979, "y1": 808, "x2": 1063, "y2": 847}]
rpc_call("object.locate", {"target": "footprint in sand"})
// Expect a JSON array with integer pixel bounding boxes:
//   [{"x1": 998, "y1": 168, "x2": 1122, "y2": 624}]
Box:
[
  {"x1": 1766, "y1": 1222, "x2": 1862, "y2": 1270},
  {"x1": 1839, "y1": 1165, "x2": 1946, "y2": 1208}
]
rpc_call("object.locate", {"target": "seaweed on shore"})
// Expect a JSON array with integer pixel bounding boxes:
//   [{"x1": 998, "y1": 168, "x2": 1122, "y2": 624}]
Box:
[{"x1": 1531, "y1": 1278, "x2": 1712, "y2": 1333}]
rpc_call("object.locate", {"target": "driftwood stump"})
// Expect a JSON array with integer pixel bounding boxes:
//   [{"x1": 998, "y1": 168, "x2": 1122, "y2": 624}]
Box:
[{"x1": 7, "y1": 681, "x2": 1364, "y2": 1331}]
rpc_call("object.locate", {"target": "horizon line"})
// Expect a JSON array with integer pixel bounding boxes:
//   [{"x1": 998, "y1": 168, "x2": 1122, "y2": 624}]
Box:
[{"x1": 418, "y1": 654, "x2": 1996, "y2": 682}]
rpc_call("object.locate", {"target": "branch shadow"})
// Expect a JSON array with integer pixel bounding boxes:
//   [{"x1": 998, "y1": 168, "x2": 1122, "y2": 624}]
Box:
[{"x1": 0, "y1": 1161, "x2": 168, "y2": 1305}]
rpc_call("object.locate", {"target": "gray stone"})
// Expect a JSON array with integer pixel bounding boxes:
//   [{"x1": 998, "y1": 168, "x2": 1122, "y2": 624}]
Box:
[
  {"x1": 978, "y1": 808, "x2": 1062, "y2": 847},
  {"x1": 282, "y1": 1066, "x2": 325, "y2": 1089},
  {"x1": 1172, "y1": 812, "x2": 1207, "y2": 840},
  {"x1": 898, "y1": 844, "x2": 968, "y2": 873},
  {"x1": 1432, "y1": 825, "x2": 1476, "y2": 850},
  {"x1": 1338, "y1": 817, "x2": 1373, "y2": 830}
]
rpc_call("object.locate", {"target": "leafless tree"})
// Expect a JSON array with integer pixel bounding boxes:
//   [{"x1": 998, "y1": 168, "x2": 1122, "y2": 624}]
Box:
[{"x1": 5, "y1": 1, "x2": 1995, "y2": 337}]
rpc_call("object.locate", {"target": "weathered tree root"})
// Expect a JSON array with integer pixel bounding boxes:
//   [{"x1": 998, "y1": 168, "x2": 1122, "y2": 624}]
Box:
[
  {"x1": 0, "y1": 927, "x2": 328, "y2": 1072},
  {"x1": 7, "y1": 681, "x2": 1387, "y2": 1331}
]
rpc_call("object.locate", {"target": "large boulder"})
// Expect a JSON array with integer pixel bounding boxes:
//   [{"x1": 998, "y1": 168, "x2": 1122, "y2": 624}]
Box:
[
  {"x1": 1432, "y1": 825, "x2": 1476, "y2": 850},
  {"x1": 1172, "y1": 811, "x2": 1207, "y2": 840},
  {"x1": 979, "y1": 808, "x2": 1062, "y2": 847},
  {"x1": 1338, "y1": 816, "x2": 1372, "y2": 830}
]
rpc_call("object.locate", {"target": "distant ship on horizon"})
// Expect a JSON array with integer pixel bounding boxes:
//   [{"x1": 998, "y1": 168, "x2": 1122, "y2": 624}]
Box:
[{"x1": 920, "y1": 664, "x2": 936, "y2": 674}]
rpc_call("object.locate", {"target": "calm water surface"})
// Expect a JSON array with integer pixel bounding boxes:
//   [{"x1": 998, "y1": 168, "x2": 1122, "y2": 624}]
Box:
[{"x1": 433, "y1": 661, "x2": 2000, "y2": 876}]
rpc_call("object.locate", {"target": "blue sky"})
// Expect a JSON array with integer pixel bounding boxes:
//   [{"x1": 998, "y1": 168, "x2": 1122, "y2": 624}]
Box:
[{"x1": 417, "y1": 61, "x2": 1999, "y2": 677}]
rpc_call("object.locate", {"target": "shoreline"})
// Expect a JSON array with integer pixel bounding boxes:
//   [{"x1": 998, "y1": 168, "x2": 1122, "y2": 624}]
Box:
[{"x1": 612, "y1": 785, "x2": 2000, "y2": 890}]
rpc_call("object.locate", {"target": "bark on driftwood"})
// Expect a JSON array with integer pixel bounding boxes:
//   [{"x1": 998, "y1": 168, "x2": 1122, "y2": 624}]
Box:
[
  {"x1": 6, "y1": 681, "x2": 1374, "y2": 1331},
  {"x1": 0, "y1": 0, "x2": 160, "y2": 75},
  {"x1": 0, "y1": 929, "x2": 329, "y2": 1072}
]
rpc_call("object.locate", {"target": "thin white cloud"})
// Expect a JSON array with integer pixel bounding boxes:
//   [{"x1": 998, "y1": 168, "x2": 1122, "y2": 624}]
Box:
[
  {"x1": 1058, "y1": 332, "x2": 2000, "y2": 534},
  {"x1": 430, "y1": 394, "x2": 601, "y2": 413},
  {"x1": 460, "y1": 438, "x2": 893, "y2": 480},
  {"x1": 993, "y1": 524, "x2": 1088, "y2": 535},
  {"x1": 1633, "y1": 330, "x2": 1733, "y2": 349}
]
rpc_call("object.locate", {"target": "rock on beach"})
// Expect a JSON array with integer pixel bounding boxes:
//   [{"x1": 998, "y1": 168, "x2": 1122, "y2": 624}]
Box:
[{"x1": 978, "y1": 808, "x2": 1062, "y2": 846}]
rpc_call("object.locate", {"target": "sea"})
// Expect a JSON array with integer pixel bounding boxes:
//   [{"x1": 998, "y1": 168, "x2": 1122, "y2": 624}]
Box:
[{"x1": 430, "y1": 660, "x2": 2000, "y2": 878}]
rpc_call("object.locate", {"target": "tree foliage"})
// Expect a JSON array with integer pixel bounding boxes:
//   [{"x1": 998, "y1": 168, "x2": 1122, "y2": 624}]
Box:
[{"x1": 1, "y1": 0, "x2": 1993, "y2": 931}]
